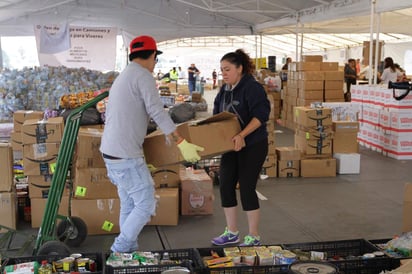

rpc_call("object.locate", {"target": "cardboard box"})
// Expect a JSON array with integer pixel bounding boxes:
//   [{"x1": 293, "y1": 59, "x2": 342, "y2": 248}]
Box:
[
  {"x1": 320, "y1": 62, "x2": 339, "y2": 71},
  {"x1": 300, "y1": 158, "x2": 336, "y2": 177},
  {"x1": 299, "y1": 90, "x2": 323, "y2": 100},
  {"x1": 298, "y1": 80, "x2": 324, "y2": 91},
  {"x1": 324, "y1": 89, "x2": 345, "y2": 100},
  {"x1": 0, "y1": 192, "x2": 17, "y2": 232},
  {"x1": 294, "y1": 106, "x2": 332, "y2": 127},
  {"x1": 74, "y1": 128, "x2": 105, "y2": 168},
  {"x1": 13, "y1": 110, "x2": 44, "y2": 132},
  {"x1": 10, "y1": 131, "x2": 23, "y2": 151},
  {"x1": 0, "y1": 143, "x2": 13, "y2": 192},
  {"x1": 298, "y1": 71, "x2": 324, "y2": 81},
  {"x1": 72, "y1": 167, "x2": 117, "y2": 199},
  {"x1": 324, "y1": 71, "x2": 344, "y2": 80},
  {"x1": 143, "y1": 112, "x2": 241, "y2": 167},
  {"x1": 333, "y1": 153, "x2": 360, "y2": 174},
  {"x1": 277, "y1": 160, "x2": 300, "y2": 177},
  {"x1": 30, "y1": 196, "x2": 69, "y2": 228},
  {"x1": 276, "y1": 147, "x2": 301, "y2": 160},
  {"x1": 333, "y1": 121, "x2": 360, "y2": 133},
  {"x1": 152, "y1": 164, "x2": 181, "y2": 189},
  {"x1": 402, "y1": 183, "x2": 412, "y2": 232},
  {"x1": 180, "y1": 168, "x2": 214, "y2": 215},
  {"x1": 324, "y1": 80, "x2": 344, "y2": 90},
  {"x1": 23, "y1": 143, "x2": 59, "y2": 176},
  {"x1": 22, "y1": 117, "x2": 64, "y2": 145},
  {"x1": 302, "y1": 55, "x2": 323, "y2": 62},
  {"x1": 333, "y1": 132, "x2": 359, "y2": 153},
  {"x1": 295, "y1": 135, "x2": 332, "y2": 155},
  {"x1": 296, "y1": 62, "x2": 321, "y2": 71},
  {"x1": 147, "y1": 188, "x2": 179, "y2": 226},
  {"x1": 71, "y1": 198, "x2": 120, "y2": 235},
  {"x1": 27, "y1": 175, "x2": 71, "y2": 199}
]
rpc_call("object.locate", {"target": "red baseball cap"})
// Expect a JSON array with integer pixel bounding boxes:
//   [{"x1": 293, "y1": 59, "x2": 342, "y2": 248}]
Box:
[{"x1": 129, "y1": 35, "x2": 163, "y2": 55}]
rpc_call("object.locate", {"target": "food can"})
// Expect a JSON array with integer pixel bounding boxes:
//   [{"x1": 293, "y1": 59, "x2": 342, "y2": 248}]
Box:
[
  {"x1": 275, "y1": 250, "x2": 297, "y2": 265},
  {"x1": 61, "y1": 257, "x2": 75, "y2": 272}
]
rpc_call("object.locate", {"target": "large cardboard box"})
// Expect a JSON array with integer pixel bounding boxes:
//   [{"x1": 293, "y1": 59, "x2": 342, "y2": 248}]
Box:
[
  {"x1": 30, "y1": 196, "x2": 69, "y2": 228},
  {"x1": 300, "y1": 158, "x2": 336, "y2": 177},
  {"x1": 295, "y1": 135, "x2": 332, "y2": 155},
  {"x1": 23, "y1": 143, "x2": 59, "y2": 176},
  {"x1": 22, "y1": 117, "x2": 64, "y2": 145},
  {"x1": 71, "y1": 198, "x2": 120, "y2": 235},
  {"x1": 152, "y1": 164, "x2": 180, "y2": 189},
  {"x1": 277, "y1": 160, "x2": 300, "y2": 177},
  {"x1": 261, "y1": 155, "x2": 277, "y2": 178},
  {"x1": 402, "y1": 183, "x2": 412, "y2": 232},
  {"x1": 276, "y1": 147, "x2": 301, "y2": 160},
  {"x1": 147, "y1": 188, "x2": 179, "y2": 226},
  {"x1": 180, "y1": 168, "x2": 214, "y2": 215},
  {"x1": 333, "y1": 121, "x2": 359, "y2": 133},
  {"x1": 10, "y1": 131, "x2": 23, "y2": 151},
  {"x1": 13, "y1": 110, "x2": 44, "y2": 132},
  {"x1": 72, "y1": 167, "x2": 117, "y2": 199},
  {"x1": 333, "y1": 153, "x2": 360, "y2": 174},
  {"x1": 143, "y1": 112, "x2": 241, "y2": 167},
  {"x1": 333, "y1": 132, "x2": 359, "y2": 153},
  {"x1": 0, "y1": 192, "x2": 17, "y2": 232},
  {"x1": 294, "y1": 106, "x2": 332, "y2": 127},
  {"x1": 0, "y1": 143, "x2": 13, "y2": 192},
  {"x1": 27, "y1": 175, "x2": 71, "y2": 199},
  {"x1": 74, "y1": 128, "x2": 105, "y2": 168}
]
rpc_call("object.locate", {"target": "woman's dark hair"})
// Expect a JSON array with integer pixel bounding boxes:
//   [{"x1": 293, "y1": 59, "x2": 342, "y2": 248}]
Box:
[
  {"x1": 220, "y1": 49, "x2": 254, "y2": 75},
  {"x1": 129, "y1": 50, "x2": 155, "y2": 62},
  {"x1": 384, "y1": 57, "x2": 396, "y2": 72}
]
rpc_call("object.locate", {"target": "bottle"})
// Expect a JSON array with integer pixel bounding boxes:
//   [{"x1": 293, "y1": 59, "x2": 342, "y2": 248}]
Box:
[{"x1": 38, "y1": 260, "x2": 52, "y2": 274}]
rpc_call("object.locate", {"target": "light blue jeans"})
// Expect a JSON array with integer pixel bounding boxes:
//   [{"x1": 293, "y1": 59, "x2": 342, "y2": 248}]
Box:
[{"x1": 103, "y1": 157, "x2": 156, "y2": 252}]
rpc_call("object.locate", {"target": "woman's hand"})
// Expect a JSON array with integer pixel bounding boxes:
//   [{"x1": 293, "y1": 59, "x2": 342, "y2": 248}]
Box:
[{"x1": 232, "y1": 134, "x2": 246, "y2": 151}]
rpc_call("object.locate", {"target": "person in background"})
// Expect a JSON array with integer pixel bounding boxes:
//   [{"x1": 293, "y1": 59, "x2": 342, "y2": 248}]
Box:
[
  {"x1": 211, "y1": 49, "x2": 270, "y2": 246},
  {"x1": 169, "y1": 67, "x2": 178, "y2": 82},
  {"x1": 281, "y1": 57, "x2": 292, "y2": 71},
  {"x1": 212, "y1": 69, "x2": 218, "y2": 89},
  {"x1": 178, "y1": 66, "x2": 185, "y2": 80},
  {"x1": 344, "y1": 58, "x2": 357, "y2": 102},
  {"x1": 394, "y1": 63, "x2": 409, "y2": 82},
  {"x1": 100, "y1": 35, "x2": 204, "y2": 253},
  {"x1": 187, "y1": 63, "x2": 200, "y2": 96},
  {"x1": 379, "y1": 57, "x2": 404, "y2": 85}
]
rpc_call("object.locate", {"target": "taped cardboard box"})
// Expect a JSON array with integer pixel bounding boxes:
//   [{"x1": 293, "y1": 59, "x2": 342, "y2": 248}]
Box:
[
  {"x1": 276, "y1": 146, "x2": 301, "y2": 161},
  {"x1": 23, "y1": 142, "x2": 59, "y2": 176},
  {"x1": 0, "y1": 192, "x2": 17, "y2": 232},
  {"x1": 27, "y1": 175, "x2": 71, "y2": 199},
  {"x1": 180, "y1": 168, "x2": 213, "y2": 215},
  {"x1": 72, "y1": 167, "x2": 117, "y2": 199},
  {"x1": 300, "y1": 158, "x2": 336, "y2": 177},
  {"x1": 22, "y1": 117, "x2": 64, "y2": 145},
  {"x1": 13, "y1": 110, "x2": 44, "y2": 132},
  {"x1": 0, "y1": 143, "x2": 13, "y2": 192},
  {"x1": 278, "y1": 160, "x2": 300, "y2": 177},
  {"x1": 151, "y1": 164, "x2": 180, "y2": 189},
  {"x1": 143, "y1": 112, "x2": 241, "y2": 167},
  {"x1": 74, "y1": 128, "x2": 105, "y2": 168},
  {"x1": 147, "y1": 188, "x2": 179, "y2": 226},
  {"x1": 402, "y1": 183, "x2": 412, "y2": 232},
  {"x1": 294, "y1": 106, "x2": 332, "y2": 128},
  {"x1": 31, "y1": 196, "x2": 69, "y2": 228},
  {"x1": 71, "y1": 198, "x2": 120, "y2": 235}
]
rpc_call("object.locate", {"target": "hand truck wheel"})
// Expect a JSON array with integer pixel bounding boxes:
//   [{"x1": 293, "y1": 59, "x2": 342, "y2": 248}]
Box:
[
  {"x1": 37, "y1": 240, "x2": 71, "y2": 256},
  {"x1": 56, "y1": 216, "x2": 88, "y2": 247}
]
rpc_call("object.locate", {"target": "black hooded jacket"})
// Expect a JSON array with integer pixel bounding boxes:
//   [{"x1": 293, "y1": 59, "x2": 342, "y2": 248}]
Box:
[{"x1": 213, "y1": 74, "x2": 270, "y2": 146}]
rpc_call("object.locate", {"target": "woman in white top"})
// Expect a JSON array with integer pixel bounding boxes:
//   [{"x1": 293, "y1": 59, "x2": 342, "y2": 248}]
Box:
[{"x1": 380, "y1": 57, "x2": 403, "y2": 85}]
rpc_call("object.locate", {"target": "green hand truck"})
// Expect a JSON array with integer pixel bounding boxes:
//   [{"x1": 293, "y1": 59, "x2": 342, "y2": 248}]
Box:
[{"x1": 32, "y1": 90, "x2": 109, "y2": 256}]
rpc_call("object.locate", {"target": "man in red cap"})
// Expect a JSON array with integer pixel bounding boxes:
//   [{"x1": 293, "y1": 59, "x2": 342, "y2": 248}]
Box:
[{"x1": 100, "y1": 35, "x2": 204, "y2": 253}]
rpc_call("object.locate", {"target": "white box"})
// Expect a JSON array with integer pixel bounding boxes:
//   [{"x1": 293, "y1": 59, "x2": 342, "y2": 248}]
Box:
[{"x1": 333, "y1": 153, "x2": 361, "y2": 174}]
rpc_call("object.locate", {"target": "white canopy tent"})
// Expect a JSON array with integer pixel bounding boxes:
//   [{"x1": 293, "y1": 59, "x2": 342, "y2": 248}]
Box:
[{"x1": 0, "y1": 0, "x2": 412, "y2": 72}]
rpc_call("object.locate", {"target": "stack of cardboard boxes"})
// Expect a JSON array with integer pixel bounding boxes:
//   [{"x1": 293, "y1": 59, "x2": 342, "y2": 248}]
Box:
[
  {"x1": 294, "y1": 106, "x2": 336, "y2": 177},
  {"x1": 0, "y1": 142, "x2": 17, "y2": 232},
  {"x1": 281, "y1": 55, "x2": 344, "y2": 130},
  {"x1": 261, "y1": 94, "x2": 277, "y2": 178},
  {"x1": 21, "y1": 116, "x2": 67, "y2": 227}
]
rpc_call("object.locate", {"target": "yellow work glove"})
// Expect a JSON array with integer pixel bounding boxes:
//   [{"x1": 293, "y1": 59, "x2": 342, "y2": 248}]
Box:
[{"x1": 177, "y1": 139, "x2": 204, "y2": 163}]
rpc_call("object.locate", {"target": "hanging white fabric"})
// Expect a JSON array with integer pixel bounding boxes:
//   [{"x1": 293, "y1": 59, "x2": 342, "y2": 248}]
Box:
[{"x1": 39, "y1": 23, "x2": 71, "y2": 54}]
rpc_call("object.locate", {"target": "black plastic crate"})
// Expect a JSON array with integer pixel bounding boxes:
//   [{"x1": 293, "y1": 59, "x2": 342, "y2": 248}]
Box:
[
  {"x1": 283, "y1": 239, "x2": 399, "y2": 274},
  {"x1": 105, "y1": 248, "x2": 203, "y2": 274},
  {"x1": 197, "y1": 246, "x2": 289, "y2": 274},
  {"x1": 369, "y1": 238, "x2": 409, "y2": 259},
  {"x1": 1, "y1": 252, "x2": 103, "y2": 274}
]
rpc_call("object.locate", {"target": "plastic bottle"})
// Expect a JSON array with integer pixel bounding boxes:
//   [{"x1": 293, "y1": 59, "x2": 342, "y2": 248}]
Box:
[{"x1": 38, "y1": 260, "x2": 52, "y2": 274}]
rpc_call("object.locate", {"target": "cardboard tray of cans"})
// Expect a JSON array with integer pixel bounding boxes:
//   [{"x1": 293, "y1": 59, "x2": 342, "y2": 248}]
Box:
[
  {"x1": 197, "y1": 246, "x2": 290, "y2": 274},
  {"x1": 1, "y1": 252, "x2": 103, "y2": 274},
  {"x1": 104, "y1": 248, "x2": 203, "y2": 274},
  {"x1": 283, "y1": 239, "x2": 400, "y2": 274}
]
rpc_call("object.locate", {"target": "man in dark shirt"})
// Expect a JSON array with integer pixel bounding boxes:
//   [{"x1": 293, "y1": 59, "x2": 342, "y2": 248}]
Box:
[{"x1": 187, "y1": 63, "x2": 200, "y2": 96}]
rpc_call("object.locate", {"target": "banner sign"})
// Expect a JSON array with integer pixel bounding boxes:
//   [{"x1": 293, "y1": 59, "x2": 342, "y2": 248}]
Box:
[{"x1": 34, "y1": 24, "x2": 117, "y2": 71}]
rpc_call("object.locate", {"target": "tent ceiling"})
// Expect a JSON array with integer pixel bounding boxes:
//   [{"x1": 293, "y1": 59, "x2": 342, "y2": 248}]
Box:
[{"x1": 0, "y1": 0, "x2": 411, "y2": 55}]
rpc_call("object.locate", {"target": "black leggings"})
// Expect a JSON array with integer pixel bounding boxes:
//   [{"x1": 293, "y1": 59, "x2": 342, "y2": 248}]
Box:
[{"x1": 219, "y1": 138, "x2": 268, "y2": 211}]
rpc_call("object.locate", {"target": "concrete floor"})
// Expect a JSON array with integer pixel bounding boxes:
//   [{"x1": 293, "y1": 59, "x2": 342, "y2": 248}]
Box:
[{"x1": 2, "y1": 88, "x2": 412, "y2": 258}]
